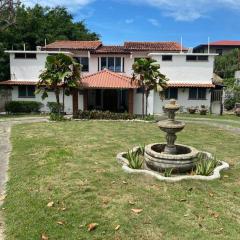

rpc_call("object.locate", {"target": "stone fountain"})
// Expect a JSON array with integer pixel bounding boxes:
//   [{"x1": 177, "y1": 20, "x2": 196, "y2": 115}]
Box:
[{"x1": 144, "y1": 99, "x2": 199, "y2": 173}]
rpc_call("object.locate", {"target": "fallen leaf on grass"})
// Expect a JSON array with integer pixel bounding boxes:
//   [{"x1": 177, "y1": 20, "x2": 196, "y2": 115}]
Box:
[
  {"x1": 179, "y1": 199, "x2": 187, "y2": 202},
  {"x1": 87, "y1": 223, "x2": 98, "y2": 231},
  {"x1": 0, "y1": 195, "x2": 6, "y2": 201},
  {"x1": 209, "y1": 192, "x2": 214, "y2": 197},
  {"x1": 57, "y1": 221, "x2": 65, "y2": 225},
  {"x1": 115, "y1": 225, "x2": 120, "y2": 231},
  {"x1": 128, "y1": 200, "x2": 135, "y2": 205},
  {"x1": 223, "y1": 175, "x2": 229, "y2": 178},
  {"x1": 41, "y1": 233, "x2": 49, "y2": 240},
  {"x1": 131, "y1": 208, "x2": 143, "y2": 214},
  {"x1": 122, "y1": 181, "x2": 127, "y2": 184},
  {"x1": 47, "y1": 201, "x2": 54, "y2": 207}
]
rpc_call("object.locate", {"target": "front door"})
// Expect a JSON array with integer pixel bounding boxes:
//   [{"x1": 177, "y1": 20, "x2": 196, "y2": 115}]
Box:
[{"x1": 103, "y1": 90, "x2": 118, "y2": 112}]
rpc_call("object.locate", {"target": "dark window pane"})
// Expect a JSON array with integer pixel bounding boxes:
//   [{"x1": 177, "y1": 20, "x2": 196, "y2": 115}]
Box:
[
  {"x1": 18, "y1": 86, "x2": 27, "y2": 97},
  {"x1": 137, "y1": 87, "x2": 144, "y2": 94},
  {"x1": 101, "y1": 57, "x2": 107, "y2": 70},
  {"x1": 169, "y1": 88, "x2": 178, "y2": 99},
  {"x1": 108, "y1": 57, "x2": 114, "y2": 71},
  {"x1": 198, "y1": 88, "x2": 206, "y2": 99},
  {"x1": 189, "y1": 88, "x2": 197, "y2": 99},
  {"x1": 216, "y1": 49, "x2": 223, "y2": 55},
  {"x1": 164, "y1": 89, "x2": 169, "y2": 99},
  {"x1": 80, "y1": 57, "x2": 89, "y2": 72},
  {"x1": 115, "y1": 57, "x2": 121, "y2": 72},
  {"x1": 162, "y1": 55, "x2": 172, "y2": 61},
  {"x1": 27, "y1": 86, "x2": 35, "y2": 97},
  {"x1": 197, "y1": 55, "x2": 208, "y2": 61},
  {"x1": 186, "y1": 55, "x2": 197, "y2": 61},
  {"x1": 26, "y1": 53, "x2": 36, "y2": 59},
  {"x1": 15, "y1": 53, "x2": 25, "y2": 59},
  {"x1": 122, "y1": 58, "x2": 125, "y2": 72}
]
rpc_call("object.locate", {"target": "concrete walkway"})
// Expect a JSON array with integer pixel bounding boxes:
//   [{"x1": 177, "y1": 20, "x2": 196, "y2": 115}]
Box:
[{"x1": 0, "y1": 117, "x2": 48, "y2": 239}]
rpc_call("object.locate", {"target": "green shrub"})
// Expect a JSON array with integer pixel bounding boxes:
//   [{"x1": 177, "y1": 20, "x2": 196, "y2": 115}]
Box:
[
  {"x1": 47, "y1": 102, "x2": 63, "y2": 113},
  {"x1": 74, "y1": 110, "x2": 136, "y2": 120},
  {"x1": 126, "y1": 150, "x2": 143, "y2": 169},
  {"x1": 224, "y1": 97, "x2": 236, "y2": 110},
  {"x1": 5, "y1": 101, "x2": 43, "y2": 113},
  {"x1": 195, "y1": 153, "x2": 219, "y2": 176},
  {"x1": 49, "y1": 113, "x2": 65, "y2": 121}
]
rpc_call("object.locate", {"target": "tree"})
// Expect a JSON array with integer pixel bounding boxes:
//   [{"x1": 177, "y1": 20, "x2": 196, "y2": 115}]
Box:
[
  {"x1": 36, "y1": 53, "x2": 81, "y2": 115},
  {"x1": 0, "y1": 4, "x2": 100, "y2": 81},
  {"x1": 132, "y1": 58, "x2": 168, "y2": 117},
  {"x1": 0, "y1": 0, "x2": 20, "y2": 30}
]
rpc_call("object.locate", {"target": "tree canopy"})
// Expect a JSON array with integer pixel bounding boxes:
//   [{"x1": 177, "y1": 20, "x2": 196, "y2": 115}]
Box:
[{"x1": 0, "y1": 4, "x2": 100, "y2": 81}]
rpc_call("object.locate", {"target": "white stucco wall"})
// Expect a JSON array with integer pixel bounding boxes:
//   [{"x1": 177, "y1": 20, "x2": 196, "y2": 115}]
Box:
[
  {"x1": 153, "y1": 88, "x2": 211, "y2": 114},
  {"x1": 11, "y1": 86, "x2": 79, "y2": 114}
]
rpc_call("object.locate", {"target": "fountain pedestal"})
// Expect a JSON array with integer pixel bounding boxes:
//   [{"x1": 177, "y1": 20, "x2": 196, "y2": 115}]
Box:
[{"x1": 145, "y1": 99, "x2": 199, "y2": 173}]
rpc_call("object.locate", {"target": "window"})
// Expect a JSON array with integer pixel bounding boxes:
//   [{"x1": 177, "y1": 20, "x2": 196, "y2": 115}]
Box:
[
  {"x1": 189, "y1": 88, "x2": 206, "y2": 100},
  {"x1": 164, "y1": 88, "x2": 178, "y2": 99},
  {"x1": 18, "y1": 86, "x2": 35, "y2": 98},
  {"x1": 100, "y1": 57, "x2": 123, "y2": 72},
  {"x1": 186, "y1": 55, "x2": 208, "y2": 61},
  {"x1": 15, "y1": 53, "x2": 36, "y2": 59},
  {"x1": 162, "y1": 55, "x2": 172, "y2": 61},
  {"x1": 75, "y1": 57, "x2": 89, "y2": 72},
  {"x1": 137, "y1": 87, "x2": 144, "y2": 94},
  {"x1": 216, "y1": 49, "x2": 223, "y2": 56}
]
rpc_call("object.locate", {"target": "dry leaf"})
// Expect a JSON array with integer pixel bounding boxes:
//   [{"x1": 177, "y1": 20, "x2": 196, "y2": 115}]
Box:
[
  {"x1": 111, "y1": 181, "x2": 116, "y2": 184},
  {"x1": 47, "y1": 201, "x2": 54, "y2": 207},
  {"x1": 179, "y1": 199, "x2": 187, "y2": 202},
  {"x1": 41, "y1": 233, "x2": 49, "y2": 240},
  {"x1": 128, "y1": 200, "x2": 135, "y2": 205},
  {"x1": 131, "y1": 208, "x2": 143, "y2": 214},
  {"x1": 223, "y1": 175, "x2": 229, "y2": 178},
  {"x1": 115, "y1": 225, "x2": 120, "y2": 231},
  {"x1": 209, "y1": 192, "x2": 214, "y2": 197},
  {"x1": 87, "y1": 223, "x2": 98, "y2": 231},
  {"x1": 122, "y1": 181, "x2": 127, "y2": 184},
  {"x1": 57, "y1": 221, "x2": 65, "y2": 225},
  {"x1": 0, "y1": 195, "x2": 6, "y2": 201}
]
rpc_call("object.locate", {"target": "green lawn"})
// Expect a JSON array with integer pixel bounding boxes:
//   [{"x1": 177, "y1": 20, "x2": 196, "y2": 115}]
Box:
[
  {"x1": 0, "y1": 114, "x2": 47, "y2": 119},
  {"x1": 3, "y1": 121, "x2": 240, "y2": 240},
  {"x1": 177, "y1": 113, "x2": 240, "y2": 121}
]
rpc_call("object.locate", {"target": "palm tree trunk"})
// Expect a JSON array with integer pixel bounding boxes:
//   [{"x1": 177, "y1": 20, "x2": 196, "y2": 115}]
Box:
[
  {"x1": 62, "y1": 87, "x2": 65, "y2": 114},
  {"x1": 142, "y1": 90, "x2": 144, "y2": 119},
  {"x1": 55, "y1": 90, "x2": 60, "y2": 115}
]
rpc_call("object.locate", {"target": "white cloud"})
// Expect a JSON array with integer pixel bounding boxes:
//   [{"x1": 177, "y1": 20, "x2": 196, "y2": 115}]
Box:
[
  {"x1": 148, "y1": 18, "x2": 160, "y2": 26},
  {"x1": 21, "y1": 0, "x2": 94, "y2": 13},
  {"x1": 126, "y1": 0, "x2": 240, "y2": 21},
  {"x1": 125, "y1": 19, "x2": 134, "y2": 24}
]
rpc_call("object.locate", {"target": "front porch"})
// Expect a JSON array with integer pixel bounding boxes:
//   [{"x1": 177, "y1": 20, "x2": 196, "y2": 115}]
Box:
[
  {"x1": 83, "y1": 89, "x2": 133, "y2": 113},
  {"x1": 73, "y1": 69, "x2": 138, "y2": 114}
]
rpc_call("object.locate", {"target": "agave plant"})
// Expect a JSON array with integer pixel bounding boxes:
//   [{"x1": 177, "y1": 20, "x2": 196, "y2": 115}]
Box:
[
  {"x1": 126, "y1": 150, "x2": 143, "y2": 169},
  {"x1": 195, "y1": 153, "x2": 219, "y2": 176},
  {"x1": 164, "y1": 168, "x2": 173, "y2": 177}
]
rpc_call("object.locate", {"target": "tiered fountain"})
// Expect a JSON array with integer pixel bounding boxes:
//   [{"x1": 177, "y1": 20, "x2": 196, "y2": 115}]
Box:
[
  {"x1": 144, "y1": 99, "x2": 199, "y2": 172},
  {"x1": 116, "y1": 99, "x2": 229, "y2": 181}
]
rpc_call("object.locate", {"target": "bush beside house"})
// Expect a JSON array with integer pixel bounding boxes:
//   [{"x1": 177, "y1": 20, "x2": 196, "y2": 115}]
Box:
[{"x1": 5, "y1": 101, "x2": 43, "y2": 113}]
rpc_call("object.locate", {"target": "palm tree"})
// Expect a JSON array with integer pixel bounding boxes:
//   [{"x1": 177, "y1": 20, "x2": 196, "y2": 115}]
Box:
[
  {"x1": 36, "y1": 53, "x2": 81, "y2": 115},
  {"x1": 132, "y1": 58, "x2": 168, "y2": 117}
]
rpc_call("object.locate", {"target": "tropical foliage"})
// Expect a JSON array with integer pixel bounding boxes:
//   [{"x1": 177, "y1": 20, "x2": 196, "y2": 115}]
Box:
[
  {"x1": 132, "y1": 58, "x2": 168, "y2": 117},
  {"x1": 126, "y1": 149, "x2": 144, "y2": 169},
  {"x1": 0, "y1": 4, "x2": 99, "y2": 81},
  {"x1": 36, "y1": 53, "x2": 81, "y2": 114}
]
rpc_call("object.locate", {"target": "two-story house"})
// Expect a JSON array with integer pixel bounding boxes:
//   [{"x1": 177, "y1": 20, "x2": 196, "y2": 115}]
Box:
[{"x1": 0, "y1": 40, "x2": 221, "y2": 114}]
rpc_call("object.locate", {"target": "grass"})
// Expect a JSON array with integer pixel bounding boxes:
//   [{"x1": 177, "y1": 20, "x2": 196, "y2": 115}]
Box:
[
  {"x1": 3, "y1": 121, "x2": 240, "y2": 240},
  {"x1": 0, "y1": 113, "x2": 46, "y2": 119},
  {"x1": 177, "y1": 113, "x2": 240, "y2": 121}
]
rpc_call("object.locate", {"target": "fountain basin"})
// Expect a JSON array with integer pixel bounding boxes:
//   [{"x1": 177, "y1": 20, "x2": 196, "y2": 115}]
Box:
[{"x1": 145, "y1": 143, "x2": 199, "y2": 172}]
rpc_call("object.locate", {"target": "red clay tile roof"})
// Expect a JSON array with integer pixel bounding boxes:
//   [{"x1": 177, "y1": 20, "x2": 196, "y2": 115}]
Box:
[
  {"x1": 168, "y1": 82, "x2": 215, "y2": 88},
  {"x1": 0, "y1": 80, "x2": 37, "y2": 85},
  {"x1": 44, "y1": 40, "x2": 102, "y2": 50},
  {"x1": 81, "y1": 69, "x2": 139, "y2": 89},
  {"x1": 94, "y1": 46, "x2": 130, "y2": 54},
  {"x1": 210, "y1": 40, "x2": 240, "y2": 46},
  {"x1": 124, "y1": 42, "x2": 187, "y2": 52}
]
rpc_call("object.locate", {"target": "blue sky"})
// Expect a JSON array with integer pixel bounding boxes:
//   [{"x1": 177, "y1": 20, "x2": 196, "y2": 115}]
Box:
[{"x1": 23, "y1": 0, "x2": 240, "y2": 47}]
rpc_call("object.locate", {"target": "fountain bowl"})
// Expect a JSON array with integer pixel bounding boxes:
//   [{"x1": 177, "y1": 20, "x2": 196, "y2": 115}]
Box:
[{"x1": 145, "y1": 143, "x2": 199, "y2": 173}]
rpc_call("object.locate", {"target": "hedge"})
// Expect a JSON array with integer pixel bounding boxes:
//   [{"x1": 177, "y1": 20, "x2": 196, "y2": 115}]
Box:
[
  {"x1": 74, "y1": 110, "x2": 136, "y2": 120},
  {"x1": 5, "y1": 101, "x2": 43, "y2": 113}
]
